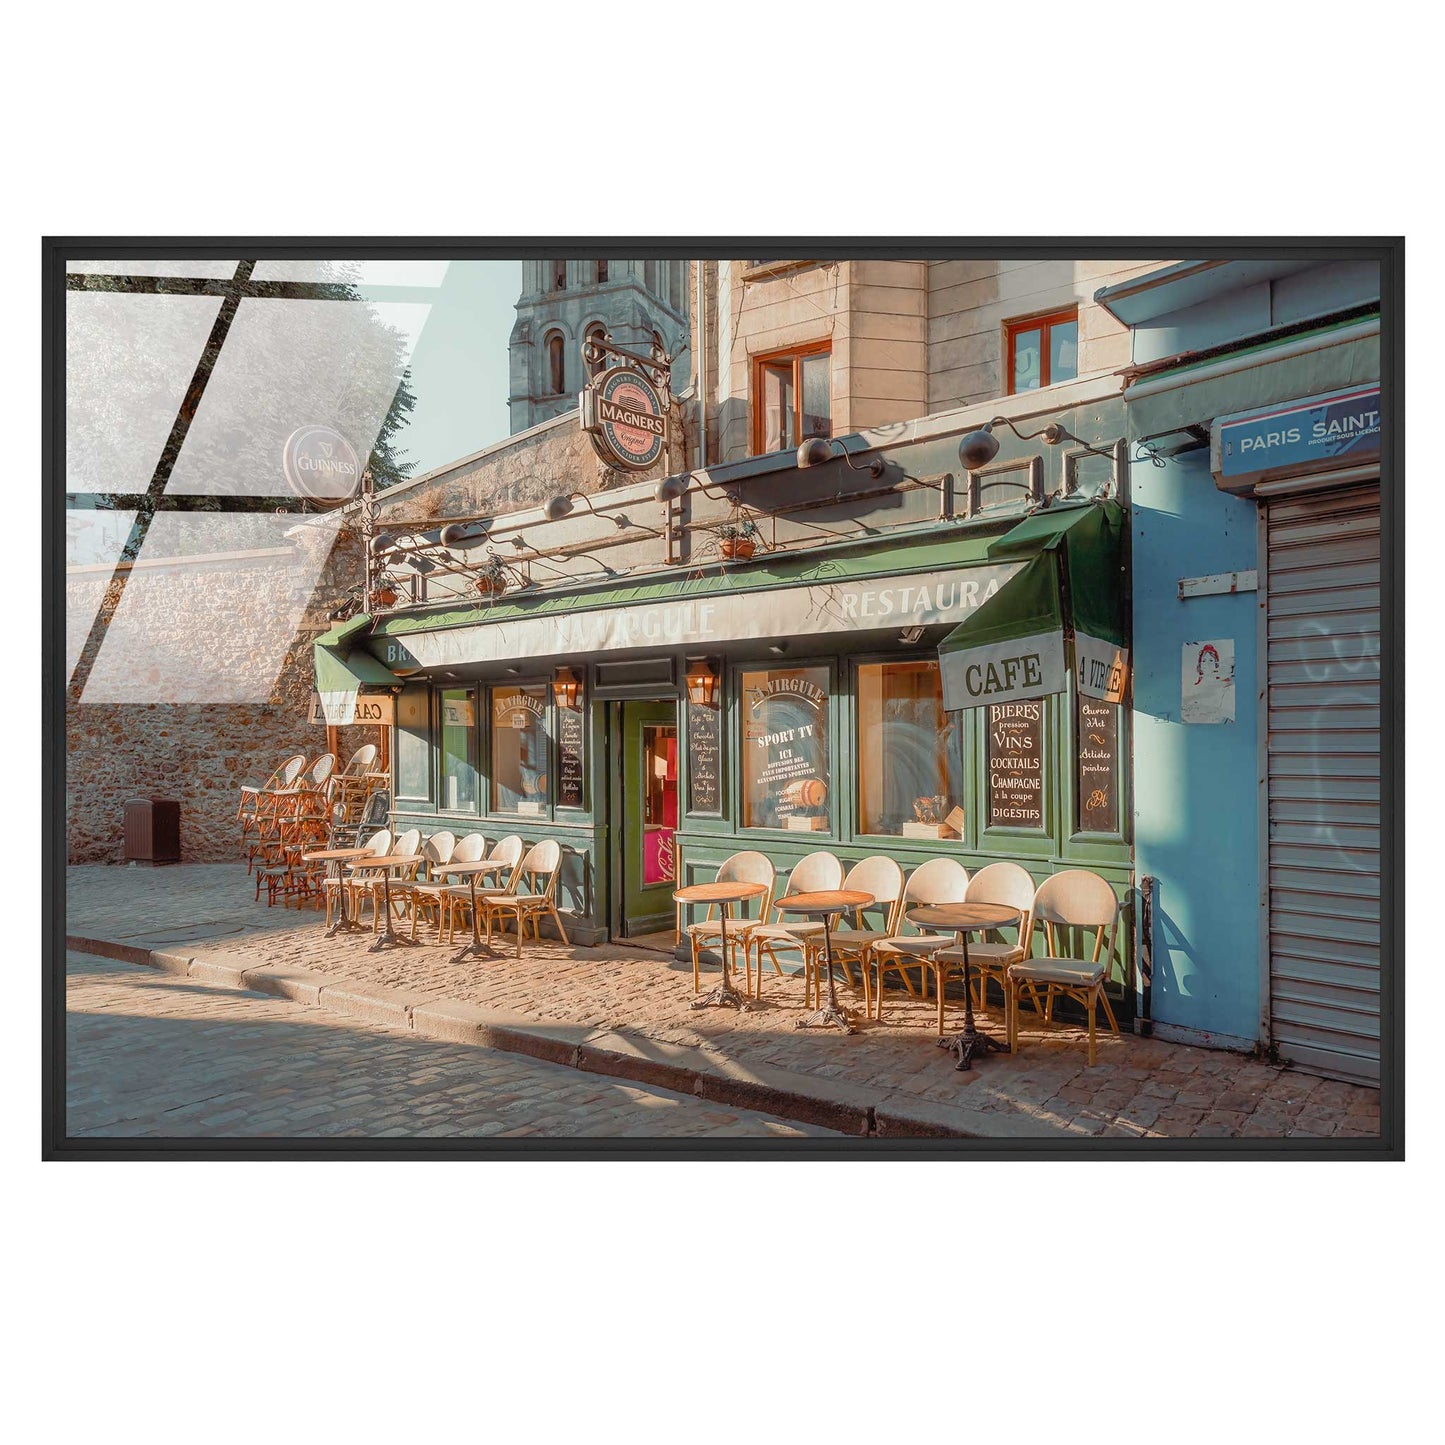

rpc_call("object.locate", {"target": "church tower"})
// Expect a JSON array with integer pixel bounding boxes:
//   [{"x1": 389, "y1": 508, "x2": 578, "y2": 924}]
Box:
[{"x1": 507, "y1": 259, "x2": 689, "y2": 434}]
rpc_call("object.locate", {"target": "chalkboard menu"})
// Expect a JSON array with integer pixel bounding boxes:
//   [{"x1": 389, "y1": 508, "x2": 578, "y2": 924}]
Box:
[
  {"x1": 987, "y1": 701, "x2": 1044, "y2": 829},
  {"x1": 557, "y1": 704, "x2": 585, "y2": 810},
  {"x1": 686, "y1": 698, "x2": 722, "y2": 815},
  {"x1": 1076, "y1": 696, "x2": 1119, "y2": 833}
]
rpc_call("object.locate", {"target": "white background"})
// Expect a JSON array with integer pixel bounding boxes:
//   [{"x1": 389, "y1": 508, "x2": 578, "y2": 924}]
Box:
[{"x1": 7, "y1": 5, "x2": 1432, "y2": 1442}]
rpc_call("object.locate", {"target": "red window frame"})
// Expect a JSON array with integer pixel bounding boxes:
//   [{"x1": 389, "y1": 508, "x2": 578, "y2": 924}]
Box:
[
  {"x1": 750, "y1": 340, "x2": 832, "y2": 455},
  {"x1": 1004, "y1": 307, "x2": 1079, "y2": 394}
]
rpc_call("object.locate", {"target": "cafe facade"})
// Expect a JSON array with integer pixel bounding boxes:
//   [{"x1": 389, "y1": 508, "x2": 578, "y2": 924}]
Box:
[{"x1": 315, "y1": 373, "x2": 1138, "y2": 1018}]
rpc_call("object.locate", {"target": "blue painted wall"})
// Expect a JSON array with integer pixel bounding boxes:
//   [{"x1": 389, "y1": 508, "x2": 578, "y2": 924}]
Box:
[{"x1": 1131, "y1": 450, "x2": 1260, "y2": 1041}]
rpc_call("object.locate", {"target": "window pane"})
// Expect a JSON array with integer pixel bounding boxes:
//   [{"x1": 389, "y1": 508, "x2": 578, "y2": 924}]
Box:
[
  {"x1": 761, "y1": 363, "x2": 793, "y2": 452},
  {"x1": 1050, "y1": 319, "x2": 1078, "y2": 384},
  {"x1": 396, "y1": 686, "x2": 431, "y2": 800},
  {"x1": 741, "y1": 666, "x2": 831, "y2": 830},
  {"x1": 491, "y1": 685, "x2": 551, "y2": 814},
  {"x1": 1012, "y1": 328, "x2": 1042, "y2": 391},
  {"x1": 440, "y1": 688, "x2": 478, "y2": 812},
  {"x1": 858, "y1": 661, "x2": 963, "y2": 837},
  {"x1": 799, "y1": 352, "x2": 831, "y2": 438},
  {"x1": 642, "y1": 724, "x2": 678, "y2": 884}
]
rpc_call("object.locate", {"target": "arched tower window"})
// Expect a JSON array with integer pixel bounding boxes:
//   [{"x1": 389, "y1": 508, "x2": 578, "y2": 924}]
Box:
[{"x1": 546, "y1": 333, "x2": 566, "y2": 394}]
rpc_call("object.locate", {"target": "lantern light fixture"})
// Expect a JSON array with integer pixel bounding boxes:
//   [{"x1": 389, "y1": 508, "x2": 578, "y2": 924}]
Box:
[
  {"x1": 684, "y1": 656, "x2": 721, "y2": 708},
  {"x1": 958, "y1": 415, "x2": 1117, "y2": 472},
  {"x1": 552, "y1": 665, "x2": 583, "y2": 710}
]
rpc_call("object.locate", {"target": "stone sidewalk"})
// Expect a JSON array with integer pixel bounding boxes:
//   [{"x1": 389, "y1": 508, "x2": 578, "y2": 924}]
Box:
[
  {"x1": 67, "y1": 952, "x2": 832, "y2": 1139},
  {"x1": 66, "y1": 864, "x2": 1383, "y2": 1142}
]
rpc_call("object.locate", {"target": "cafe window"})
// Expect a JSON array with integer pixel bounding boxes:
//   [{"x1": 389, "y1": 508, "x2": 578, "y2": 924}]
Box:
[
  {"x1": 491, "y1": 684, "x2": 551, "y2": 816},
  {"x1": 395, "y1": 685, "x2": 431, "y2": 802},
  {"x1": 740, "y1": 665, "x2": 831, "y2": 831},
  {"x1": 857, "y1": 660, "x2": 965, "y2": 838},
  {"x1": 439, "y1": 687, "x2": 478, "y2": 813},
  {"x1": 753, "y1": 343, "x2": 831, "y2": 455},
  {"x1": 1006, "y1": 308, "x2": 1078, "y2": 393}
]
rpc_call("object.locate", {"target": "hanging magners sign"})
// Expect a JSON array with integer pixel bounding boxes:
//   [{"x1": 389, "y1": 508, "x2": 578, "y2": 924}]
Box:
[
  {"x1": 283, "y1": 425, "x2": 362, "y2": 507},
  {"x1": 581, "y1": 366, "x2": 668, "y2": 470}
]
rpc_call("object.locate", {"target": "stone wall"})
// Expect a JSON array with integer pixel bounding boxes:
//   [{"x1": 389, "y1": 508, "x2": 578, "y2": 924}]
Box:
[{"x1": 66, "y1": 517, "x2": 368, "y2": 864}]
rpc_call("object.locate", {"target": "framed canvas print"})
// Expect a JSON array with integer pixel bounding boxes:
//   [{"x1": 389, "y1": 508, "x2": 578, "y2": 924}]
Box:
[{"x1": 44, "y1": 238, "x2": 1404, "y2": 1158}]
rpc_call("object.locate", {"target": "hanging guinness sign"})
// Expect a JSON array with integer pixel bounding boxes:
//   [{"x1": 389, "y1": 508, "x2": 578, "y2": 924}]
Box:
[
  {"x1": 581, "y1": 365, "x2": 668, "y2": 471},
  {"x1": 282, "y1": 425, "x2": 362, "y2": 507}
]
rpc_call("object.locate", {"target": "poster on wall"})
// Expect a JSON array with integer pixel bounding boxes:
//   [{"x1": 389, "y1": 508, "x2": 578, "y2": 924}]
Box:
[
  {"x1": 987, "y1": 701, "x2": 1044, "y2": 829},
  {"x1": 685, "y1": 697, "x2": 722, "y2": 816},
  {"x1": 1182, "y1": 639, "x2": 1236, "y2": 724},
  {"x1": 742, "y1": 668, "x2": 831, "y2": 831},
  {"x1": 1076, "y1": 696, "x2": 1119, "y2": 833}
]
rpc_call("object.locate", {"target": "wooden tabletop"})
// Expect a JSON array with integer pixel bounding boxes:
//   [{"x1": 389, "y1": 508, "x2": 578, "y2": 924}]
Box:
[
  {"x1": 774, "y1": 889, "x2": 873, "y2": 913},
  {"x1": 673, "y1": 881, "x2": 768, "y2": 905},
  {"x1": 906, "y1": 903, "x2": 1020, "y2": 931},
  {"x1": 302, "y1": 847, "x2": 376, "y2": 862}
]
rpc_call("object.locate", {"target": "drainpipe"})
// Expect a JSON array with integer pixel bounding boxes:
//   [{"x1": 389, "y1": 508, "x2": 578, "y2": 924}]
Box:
[
  {"x1": 1138, "y1": 875, "x2": 1154, "y2": 1036},
  {"x1": 695, "y1": 259, "x2": 708, "y2": 468}
]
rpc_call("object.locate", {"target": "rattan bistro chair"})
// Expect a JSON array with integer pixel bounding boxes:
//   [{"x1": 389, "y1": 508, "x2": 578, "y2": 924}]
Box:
[
  {"x1": 478, "y1": 839, "x2": 569, "y2": 958},
  {"x1": 238, "y1": 753, "x2": 305, "y2": 836},
  {"x1": 394, "y1": 831, "x2": 456, "y2": 941},
  {"x1": 684, "y1": 852, "x2": 776, "y2": 996},
  {"x1": 324, "y1": 827, "x2": 391, "y2": 929},
  {"x1": 869, "y1": 858, "x2": 970, "y2": 1022},
  {"x1": 1006, "y1": 870, "x2": 1121, "y2": 1067},
  {"x1": 923, "y1": 861, "x2": 1038, "y2": 1038},
  {"x1": 443, "y1": 835, "x2": 523, "y2": 943},
  {"x1": 822, "y1": 855, "x2": 906, "y2": 1017},
  {"x1": 738, "y1": 851, "x2": 844, "y2": 1002}
]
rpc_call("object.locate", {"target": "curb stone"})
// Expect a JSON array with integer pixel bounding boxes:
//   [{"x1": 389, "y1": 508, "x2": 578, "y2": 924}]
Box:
[{"x1": 76, "y1": 938, "x2": 988, "y2": 1139}]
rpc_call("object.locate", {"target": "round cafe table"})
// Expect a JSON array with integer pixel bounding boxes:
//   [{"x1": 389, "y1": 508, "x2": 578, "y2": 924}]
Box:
[
  {"x1": 302, "y1": 847, "x2": 377, "y2": 937},
  {"x1": 906, "y1": 902, "x2": 1020, "y2": 1070},
  {"x1": 776, "y1": 889, "x2": 873, "y2": 1035},
  {"x1": 348, "y1": 855, "x2": 422, "y2": 951},
  {"x1": 673, "y1": 880, "x2": 767, "y2": 1012},
  {"x1": 445, "y1": 858, "x2": 515, "y2": 961}
]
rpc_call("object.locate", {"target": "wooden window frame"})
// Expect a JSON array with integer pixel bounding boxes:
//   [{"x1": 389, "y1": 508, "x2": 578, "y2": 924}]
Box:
[
  {"x1": 1004, "y1": 307, "x2": 1079, "y2": 394},
  {"x1": 750, "y1": 339, "x2": 832, "y2": 456}
]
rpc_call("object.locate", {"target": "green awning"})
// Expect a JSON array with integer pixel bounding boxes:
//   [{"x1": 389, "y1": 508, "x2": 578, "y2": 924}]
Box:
[
  {"x1": 938, "y1": 501, "x2": 1129, "y2": 710},
  {"x1": 313, "y1": 613, "x2": 397, "y2": 724}
]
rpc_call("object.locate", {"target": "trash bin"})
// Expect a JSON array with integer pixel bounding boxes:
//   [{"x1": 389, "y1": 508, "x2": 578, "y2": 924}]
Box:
[{"x1": 123, "y1": 798, "x2": 181, "y2": 864}]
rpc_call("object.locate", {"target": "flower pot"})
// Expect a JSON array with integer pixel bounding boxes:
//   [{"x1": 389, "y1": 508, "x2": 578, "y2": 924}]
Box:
[
  {"x1": 720, "y1": 538, "x2": 755, "y2": 561},
  {"x1": 475, "y1": 574, "x2": 504, "y2": 597},
  {"x1": 374, "y1": 585, "x2": 399, "y2": 607}
]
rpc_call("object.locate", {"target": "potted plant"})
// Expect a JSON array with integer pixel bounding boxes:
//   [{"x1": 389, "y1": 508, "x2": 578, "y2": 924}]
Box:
[
  {"x1": 372, "y1": 574, "x2": 400, "y2": 608},
  {"x1": 718, "y1": 515, "x2": 760, "y2": 561},
  {"x1": 474, "y1": 556, "x2": 509, "y2": 598}
]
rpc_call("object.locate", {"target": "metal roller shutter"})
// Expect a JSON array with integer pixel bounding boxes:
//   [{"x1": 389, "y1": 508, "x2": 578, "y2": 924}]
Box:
[{"x1": 1265, "y1": 482, "x2": 1381, "y2": 1083}]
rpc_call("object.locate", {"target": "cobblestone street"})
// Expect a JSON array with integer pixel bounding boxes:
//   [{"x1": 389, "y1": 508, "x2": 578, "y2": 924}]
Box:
[
  {"x1": 66, "y1": 952, "x2": 832, "y2": 1139},
  {"x1": 66, "y1": 865, "x2": 1384, "y2": 1141}
]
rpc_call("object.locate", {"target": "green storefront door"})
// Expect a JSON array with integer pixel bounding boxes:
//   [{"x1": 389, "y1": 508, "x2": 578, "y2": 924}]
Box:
[{"x1": 618, "y1": 700, "x2": 679, "y2": 937}]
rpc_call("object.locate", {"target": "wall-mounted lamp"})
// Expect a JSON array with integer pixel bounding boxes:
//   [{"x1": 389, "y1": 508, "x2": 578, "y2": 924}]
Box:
[
  {"x1": 899, "y1": 625, "x2": 926, "y2": 645},
  {"x1": 551, "y1": 665, "x2": 583, "y2": 710},
  {"x1": 684, "y1": 656, "x2": 720, "y2": 708},
  {"x1": 441, "y1": 519, "x2": 493, "y2": 548},
  {"x1": 655, "y1": 473, "x2": 690, "y2": 503},
  {"x1": 958, "y1": 415, "x2": 1116, "y2": 472},
  {"x1": 796, "y1": 436, "x2": 886, "y2": 479}
]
